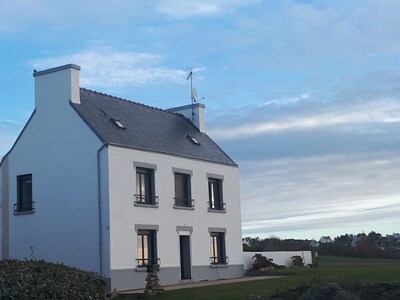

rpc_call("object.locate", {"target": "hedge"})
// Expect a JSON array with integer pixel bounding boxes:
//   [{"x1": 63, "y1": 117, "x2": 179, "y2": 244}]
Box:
[{"x1": 0, "y1": 259, "x2": 105, "y2": 299}]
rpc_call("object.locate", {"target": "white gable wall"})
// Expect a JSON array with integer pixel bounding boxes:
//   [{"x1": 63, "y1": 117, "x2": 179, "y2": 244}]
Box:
[
  {"x1": 7, "y1": 108, "x2": 104, "y2": 271},
  {"x1": 5, "y1": 66, "x2": 107, "y2": 274}
]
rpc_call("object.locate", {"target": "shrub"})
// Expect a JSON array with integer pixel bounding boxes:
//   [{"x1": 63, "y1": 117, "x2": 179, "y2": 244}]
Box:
[
  {"x1": 291, "y1": 255, "x2": 304, "y2": 267},
  {"x1": 0, "y1": 259, "x2": 105, "y2": 299},
  {"x1": 251, "y1": 253, "x2": 274, "y2": 271}
]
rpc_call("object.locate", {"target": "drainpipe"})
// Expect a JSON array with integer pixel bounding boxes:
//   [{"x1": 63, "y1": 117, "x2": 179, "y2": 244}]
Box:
[{"x1": 97, "y1": 143, "x2": 108, "y2": 276}]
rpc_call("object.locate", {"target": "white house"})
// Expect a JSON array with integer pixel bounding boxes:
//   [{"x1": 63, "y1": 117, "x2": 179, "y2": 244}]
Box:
[
  {"x1": 0, "y1": 64, "x2": 244, "y2": 291},
  {"x1": 319, "y1": 236, "x2": 333, "y2": 244}
]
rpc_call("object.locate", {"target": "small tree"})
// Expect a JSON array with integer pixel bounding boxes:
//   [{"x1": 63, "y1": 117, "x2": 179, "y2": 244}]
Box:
[
  {"x1": 251, "y1": 253, "x2": 274, "y2": 271},
  {"x1": 291, "y1": 255, "x2": 304, "y2": 267}
]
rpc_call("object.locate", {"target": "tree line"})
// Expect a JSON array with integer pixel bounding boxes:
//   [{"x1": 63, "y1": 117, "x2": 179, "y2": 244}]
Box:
[{"x1": 243, "y1": 231, "x2": 400, "y2": 259}]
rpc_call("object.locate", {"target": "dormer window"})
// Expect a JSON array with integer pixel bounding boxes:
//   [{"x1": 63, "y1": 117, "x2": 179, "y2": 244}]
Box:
[
  {"x1": 187, "y1": 135, "x2": 200, "y2": 145},
  {"x1": 111, "y1": 118, "x2": 125, "y2": 129}
]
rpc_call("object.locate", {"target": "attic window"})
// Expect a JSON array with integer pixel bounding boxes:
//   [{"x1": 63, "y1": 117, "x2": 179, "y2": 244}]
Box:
[
  {"x1": 111, "y1": 118, "x2": 125, "y2": 129},
  {"x1": 187, "y1": 135, "x2": 200, "y2": 145}
]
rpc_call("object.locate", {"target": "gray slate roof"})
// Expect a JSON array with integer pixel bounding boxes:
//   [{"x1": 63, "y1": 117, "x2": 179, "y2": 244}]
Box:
[{"x1": 72, "y1": 88, "x2": 236, "y2": 166}]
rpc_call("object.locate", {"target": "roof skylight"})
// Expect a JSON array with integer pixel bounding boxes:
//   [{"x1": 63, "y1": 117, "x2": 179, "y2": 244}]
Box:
[
  {"x1": 187, "y1": 135, "x2": 200, "y2": 145},
  {"x1": 111, "y1": 118, "x2": 126, "y2": 129}
]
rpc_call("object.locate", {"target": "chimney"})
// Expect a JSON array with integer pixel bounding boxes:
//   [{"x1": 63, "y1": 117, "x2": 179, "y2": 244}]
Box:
[
  {"x1": 33, "y1": 64, "x2": 81, "y2": 112},
  {"x1": 168, "y1": 103, "x2": 206, "y2": 133}
]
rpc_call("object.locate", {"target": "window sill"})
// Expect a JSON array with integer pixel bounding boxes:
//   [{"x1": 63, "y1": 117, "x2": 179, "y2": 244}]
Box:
[
  {"x1": 14, "y1": 210, "x2": 35, "y2": 215},
  {"x1": 135, "y1": 267, "x2": 148, "y2": 272},
  {"x1": 173, "y1": 205, "x2": 195, "y2": 211},
  {"x1": 134, "y1": 202, "x2": 159, "y2": 208},
  {"x1": 208, "y1": 208, "x2": 226, "y2": 213},
  {"x1": 210, "y1": 264, "x2": 229, "y2": 268},
  {"x1": 136, "y1": 264, "x2": 161, "y2": 272}
]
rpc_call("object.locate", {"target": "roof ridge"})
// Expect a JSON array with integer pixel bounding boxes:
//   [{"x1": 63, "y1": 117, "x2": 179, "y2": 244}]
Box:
[{"x1": 80, "y1": 87, "x2": 177, "y2": 115}]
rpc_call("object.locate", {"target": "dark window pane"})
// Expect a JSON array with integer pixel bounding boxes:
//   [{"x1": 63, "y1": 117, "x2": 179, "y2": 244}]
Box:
[
  {"x1": 210, "y1": 232, "x2": 226, "y2": 264},
  {"x1": 174, "y1": 173, "x2": 191, "y2": 207},
  {"x1": 135, "y1": 168, "x2": 155, "y2": 204},
  {"x1": 17, "y1": 174, "x2": 33, "y2": 211},
  {"x1": 208, "y1": 178, "x2": 223, "y2": 210}
]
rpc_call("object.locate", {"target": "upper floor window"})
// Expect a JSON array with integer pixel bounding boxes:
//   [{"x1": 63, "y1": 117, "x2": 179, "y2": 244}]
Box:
[
  {"x1": 208, "y1": 178, "x2": 225, "y2": 211},
  {"x1": 14, "y1": 174, "x2": 34, "y2": 213},
  {"x1": 210, "y1": 232, "x2": 228, "y2": 265},
  {"x1": 135, "y1": 167, "x2": 158, "y2": 205},
  {"x1": 137, "y1": 230, "x2": 159, "y2": 267},
  {"x1": 174, "y1": 172, "x2": 194, "y2": 208}
]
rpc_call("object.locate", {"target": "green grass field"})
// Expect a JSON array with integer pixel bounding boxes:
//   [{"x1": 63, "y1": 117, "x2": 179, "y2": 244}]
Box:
[{"x1": 118, "y1": 256, "x2": 400, "y2": 300}]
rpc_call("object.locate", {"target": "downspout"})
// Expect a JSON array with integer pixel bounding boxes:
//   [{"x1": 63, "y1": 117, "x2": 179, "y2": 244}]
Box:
[{"x1": 97, "y1": 143, "x2": 108, "y2": 276}]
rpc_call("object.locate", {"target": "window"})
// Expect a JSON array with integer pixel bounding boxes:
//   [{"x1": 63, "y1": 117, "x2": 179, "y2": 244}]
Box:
[
  {"x1": 208, "y1": 178, "x2": 225, "y2": 211},
  {"x1": 111, "y1": 118, "x2": 125, "y2": 129},
  {"x1": 187, "y1": 135, "x2": 200, "y2": 145},
  {"x1": 14, "y1": 174, "x2": 34, "y2": 213},
  {"x1": 174, "y1": 172, "x2": 193, "y2": 208},
  {"x1": 135, "y1": 167, "x2": 157, "y2": 205},
  {"x1": 137, "y1": 230, "x2": 158, "y2": 267},
  {"x1": 210, "y1": 232, "x2": 228, "y2": 264}
]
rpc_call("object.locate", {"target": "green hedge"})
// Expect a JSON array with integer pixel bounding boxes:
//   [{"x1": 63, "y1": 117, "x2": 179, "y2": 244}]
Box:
[{"x1": 0, "y1": 259, "x2": 105, "y2": 299}]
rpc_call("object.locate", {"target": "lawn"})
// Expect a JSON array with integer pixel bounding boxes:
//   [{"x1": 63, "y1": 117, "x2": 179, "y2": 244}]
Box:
[{"x1": 117, "y1": 256, "x2": 400, "y2": 300}]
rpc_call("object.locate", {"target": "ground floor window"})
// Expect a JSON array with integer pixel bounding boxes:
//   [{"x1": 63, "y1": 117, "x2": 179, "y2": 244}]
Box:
[
  {"x1": 210, "y1": 232, "x2": 228, "y2": 264},
  {"x1": 137, "y1": 230, "x2": 158, "y2": 267}
]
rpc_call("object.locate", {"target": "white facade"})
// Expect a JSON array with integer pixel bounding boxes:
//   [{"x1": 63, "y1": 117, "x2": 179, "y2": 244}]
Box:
[
  {"x1": 108, "y1": 145, "x2": 243, "y2": 289},
  {"x1": 0, "y1": 64, "x2": 244, "y2": 291}
]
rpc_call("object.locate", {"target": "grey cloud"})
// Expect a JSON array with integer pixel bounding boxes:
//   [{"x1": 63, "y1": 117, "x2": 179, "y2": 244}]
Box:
[
  {"x1": 241, "y1": 205, "x2": 400, "y2": 236},
  {"x1": 239, "y1": 152, "x2": 400, "y2": 237}
]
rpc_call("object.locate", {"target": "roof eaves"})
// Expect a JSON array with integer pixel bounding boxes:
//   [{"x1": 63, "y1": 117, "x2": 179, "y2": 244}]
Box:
[
  {"x1": 108, "y1": 142, "x2": 238, "y2": 167},
  {"x1": 202, "y1": 132, "x2": 238, "y2": 167}
]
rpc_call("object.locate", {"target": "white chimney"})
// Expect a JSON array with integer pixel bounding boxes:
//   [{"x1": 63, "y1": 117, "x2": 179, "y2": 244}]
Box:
[
  {"x1": 33, "y1": 64, "x2": 81, "y2": 112},
  {"x1": 168, "y1": 103, "x2": 206, "y2": 133}
]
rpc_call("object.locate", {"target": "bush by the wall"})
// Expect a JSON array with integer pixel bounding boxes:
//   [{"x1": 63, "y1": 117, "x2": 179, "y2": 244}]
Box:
[
  {"x1": 291, "y1": 255, "x2": 304, "y2": 267},
  {"x1": 251, "y1": 253, "x2": 274, "y2": 271},
  {"x1": 0, "y1": 259, "x2": 105, "y2": 299},
  {"x1": 251, "y1": 253, "x2": 286, "y2": 271}
]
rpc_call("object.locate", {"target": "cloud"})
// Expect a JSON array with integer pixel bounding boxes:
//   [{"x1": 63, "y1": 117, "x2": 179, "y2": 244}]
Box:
[
  {"x1": 240, "y1": 153, "x2": 400, "y2": 238},
  {"x1": 156, "y1": 0, "x2": 259, "y2": 19},
  {"x1": 30, "y1": 47, "x2": 188, "y2": 88},
  {"x1": 209, "y1": 98, "x2": 400, "y2": 140},
  {"x1": 0, "y1": 0, "x2": 152, "y2": 33}
]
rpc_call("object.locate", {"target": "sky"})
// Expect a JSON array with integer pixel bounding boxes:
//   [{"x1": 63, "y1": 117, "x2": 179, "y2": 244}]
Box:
[{"x1": 1, "y1": 0, "x2": 399, "y2": 240}]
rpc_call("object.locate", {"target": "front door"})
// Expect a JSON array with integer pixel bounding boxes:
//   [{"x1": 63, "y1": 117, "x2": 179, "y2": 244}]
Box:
[{"x1": 179, "y1": 235, "x2": 191, "y2": 279}]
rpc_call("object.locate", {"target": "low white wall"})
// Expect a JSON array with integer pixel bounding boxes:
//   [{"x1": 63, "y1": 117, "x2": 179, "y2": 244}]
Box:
[{"x1": 243, "y1": 251, "x2": 313, "y2": 270}]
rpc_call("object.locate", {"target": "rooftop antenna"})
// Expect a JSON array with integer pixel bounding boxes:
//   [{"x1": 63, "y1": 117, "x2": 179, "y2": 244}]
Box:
[{"x1": 186, "y1": 68, "x2": 204, "y2": 122}]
